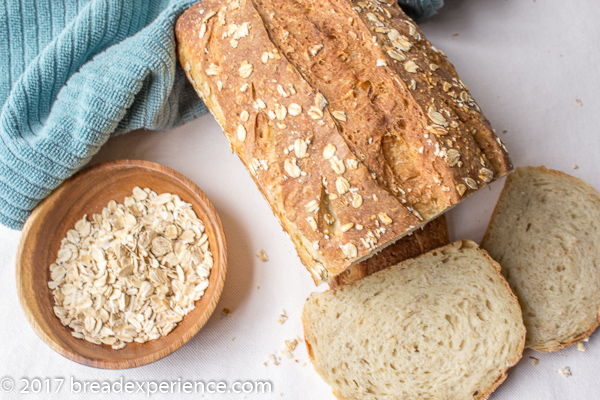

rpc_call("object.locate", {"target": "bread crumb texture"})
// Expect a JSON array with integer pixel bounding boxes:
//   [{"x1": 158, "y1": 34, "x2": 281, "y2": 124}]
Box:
[
  {"x1": 482, "y1": 166, "x2": 600, "y2": 352},
  {"x1": 303, "y1": 240, "x2": 525, "y2": 400}
]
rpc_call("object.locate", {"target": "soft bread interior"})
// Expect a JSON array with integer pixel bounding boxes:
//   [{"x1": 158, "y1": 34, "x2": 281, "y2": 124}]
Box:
[
  {"x1": 482, "y1": 166, "x2": 600, "y2": 352},
  {"x1": 303, "y1": 240, "x2": 525, "y2": 400}
]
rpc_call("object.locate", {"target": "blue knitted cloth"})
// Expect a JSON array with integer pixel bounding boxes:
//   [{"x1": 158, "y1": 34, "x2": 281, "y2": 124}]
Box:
[{"x1": 0, "y1": 0, "x2": 443, "y2": 230}]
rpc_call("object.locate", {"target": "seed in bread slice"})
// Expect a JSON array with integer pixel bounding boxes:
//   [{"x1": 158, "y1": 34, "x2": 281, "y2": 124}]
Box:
[
  {"x1": 481, "y1": 166, "x2": 600, "y2": 352},
  {"x1": 302, "y1": 240, "x2": 525, "y2": 400}
]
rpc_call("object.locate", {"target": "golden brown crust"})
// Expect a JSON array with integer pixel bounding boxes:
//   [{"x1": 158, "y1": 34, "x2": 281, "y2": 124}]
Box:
[
  {"x1": 176, "y1": 0, "x2": 511, "y2": 284},
  {"x1": 176, "y1": 0, "x2": 421, "y2": 283},
  {"x1": 329, "y1": 215, "x2": 448, "y2": 288},
  {"x1": 482, "y1": 166, "x2": 600, "y2": 353},
  {"x1": 252, "y1": 0, "x2": 512, "y2": 219}
]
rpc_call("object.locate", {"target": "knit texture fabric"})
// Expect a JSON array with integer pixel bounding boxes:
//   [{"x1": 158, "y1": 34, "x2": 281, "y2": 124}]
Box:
[
  {"x1": 0, "y1": 0, "x2": 443, "y2": 230},
  {"x1": 400, "y1": 0, "x2": 444, "y2": 21}
]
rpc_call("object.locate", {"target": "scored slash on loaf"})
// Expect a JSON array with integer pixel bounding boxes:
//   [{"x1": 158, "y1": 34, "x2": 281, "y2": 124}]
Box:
[{"x1": 176, "y1": 0, "x2": 511, "y2": 283}]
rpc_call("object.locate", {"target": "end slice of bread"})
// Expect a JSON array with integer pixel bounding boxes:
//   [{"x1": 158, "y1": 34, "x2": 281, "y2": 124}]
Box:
[
  {"x1": 482, "y1": 166, "x2": 600, "y2": 352},
  {"x1": 303, "y1": 240, "x2": 525, "y2": 400}
]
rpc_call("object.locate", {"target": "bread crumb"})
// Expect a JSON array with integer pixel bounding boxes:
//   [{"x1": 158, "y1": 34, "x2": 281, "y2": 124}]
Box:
[
  {"x1": 529, "y1": 356, "x2": 539, "y2": 366},
  {"x1": 576, "y1": 98, "x2": 583, "y2": 106},
  {"x1": 221, "y1": 308, "x2": 232, "y2": 316},
  {"x1": 558, "y1": 367, "x2": 572, "y2": 377},
  {"x1": 256, "y1": 249, "x2": 269, "y2": 262},
  {"x1": 452, "y1": 33, "x2": 459, "y2": 37},
  {"x1": 265, "y1": 353, "x2": 280, "y2": 366},
  {"x1": 277, "y1": 310, "x2": 288, "y2": 324},
  {"x1": 280, "y1": 338, "x2": 299, "y2": 359},
  {"x1": 577, "y1": 342, "x2": 585, "y2": 351},
  {"x1": 573, "y1": 164, "x2": 579, "y2": 169},
  {"x1": 257, "y1": 285, "x2": 260, "y2": 290},
  {"x1": 285, "y1": 339, "x2": 298, "y2": 351},
  {"x1": 265, "y1": 337, "x2": 300, "y2": 367}
]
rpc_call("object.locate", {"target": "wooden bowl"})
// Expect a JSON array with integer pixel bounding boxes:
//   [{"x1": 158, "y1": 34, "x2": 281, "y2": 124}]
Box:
[{"x1": 16, "y1": 160, "x2": 227, "y2": 369}]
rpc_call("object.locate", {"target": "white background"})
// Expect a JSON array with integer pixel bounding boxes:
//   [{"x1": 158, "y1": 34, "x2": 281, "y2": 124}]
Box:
[{"x1": 1, "y1": 0, "x2": 599, "y2": 398}]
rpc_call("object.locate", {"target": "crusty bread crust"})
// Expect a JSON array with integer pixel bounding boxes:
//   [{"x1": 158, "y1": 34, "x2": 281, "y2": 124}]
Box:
[
  {"x1": 177, "y1": 0, "x2": 419, "y2": 283},
  {"x1": 482, "y1": 166, "x2": 600, "y2": 353},
  {"x1": 302, "y1": 240, "x2": 526, "y2": 400},
  {"x1": 329, "y1": 215, "x2": 448, "y2": 288},
  {"x1": 176, "y1": 0, "x2": 511, "y2": 284},
  {"x1": 253, "y1": 0, "x2": 512, "y2": 218}
]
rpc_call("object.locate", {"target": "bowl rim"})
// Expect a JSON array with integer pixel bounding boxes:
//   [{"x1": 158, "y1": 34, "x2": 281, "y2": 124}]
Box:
[{"x1": 16, "y1": 159, "x2": 227, "y2": 369}]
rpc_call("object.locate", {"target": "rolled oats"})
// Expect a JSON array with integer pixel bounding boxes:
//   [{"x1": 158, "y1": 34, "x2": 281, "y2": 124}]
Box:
[
  {"x1": 238, "y1": 61, "x2": 254, "y2": 78},
  {"x1": 331, "y1": 111, "x2": 347, "y2": 122},
  {"x1": 256, "y1": 249, "x2": 269, "y2": 262},
  {"x1": 287, "y1": 103, "x2": 302, "y2": 116},
  {"x1": 48, "y1": 188, "x2": 213, "y2": 349}
]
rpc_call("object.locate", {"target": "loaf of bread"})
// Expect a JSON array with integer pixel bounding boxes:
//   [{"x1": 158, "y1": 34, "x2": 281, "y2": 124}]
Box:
[
  {"x1": 176, "y1": 0, "x2": 511, "y2": 283},
  {"x1": 329, "y1": 215, "x2": 448, "y2": 287},
  {"x1": 482, "y1": 166, "x2": 600, "y2": 352},
  {"x1": 303, "y1": 240, "x2": 526, "y2": 400}
]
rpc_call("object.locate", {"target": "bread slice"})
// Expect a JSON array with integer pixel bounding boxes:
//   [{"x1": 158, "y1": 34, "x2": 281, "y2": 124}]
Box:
[
  {"x1": 329, "y1": 215, "x2": 448, "y2": 288},
  {"x1": 175, "y1": 0, "x2": 512, "y2": 284},
  {"x1": 481, "y1": 166, "x2": 600, "y2": 352},
  {"x1": 303, "y1": 240, "x2": 525, "y2": 400}
]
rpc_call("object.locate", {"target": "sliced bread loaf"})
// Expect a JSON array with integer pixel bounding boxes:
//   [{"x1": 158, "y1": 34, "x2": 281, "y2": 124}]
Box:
[
  {"x1": 481, "y1": 166, "x2": 600, "y2": 352},
  {"x1": 303, "y1": 240, "x2": 525, "y2": 400},
  {"x1": 176, "y1": 0, "x2": 512, "y2": 284}
]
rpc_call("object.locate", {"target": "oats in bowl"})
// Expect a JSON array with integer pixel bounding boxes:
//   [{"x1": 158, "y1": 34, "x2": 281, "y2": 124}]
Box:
[{"x1": 48, "y1": 187, "x2": 213, "y2": 349}]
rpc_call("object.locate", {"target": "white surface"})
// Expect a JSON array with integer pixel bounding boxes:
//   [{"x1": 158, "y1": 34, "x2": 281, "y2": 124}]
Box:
[{"x1": 1, "y1": 0, "x2": 599, "y2": 398}]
